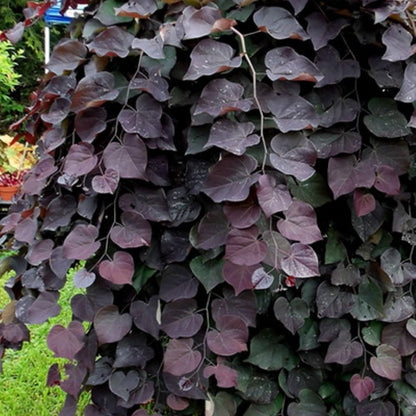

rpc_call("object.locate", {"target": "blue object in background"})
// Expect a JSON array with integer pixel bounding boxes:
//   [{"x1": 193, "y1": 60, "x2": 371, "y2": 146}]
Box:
[{"x1": 44, "y1": 3, "x2": 72, "y2": 26}]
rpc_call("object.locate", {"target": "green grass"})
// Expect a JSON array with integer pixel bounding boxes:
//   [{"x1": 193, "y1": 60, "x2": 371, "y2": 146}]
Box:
[{"x1": 0, "y1": 259, "x2": 91, "y2": 416}]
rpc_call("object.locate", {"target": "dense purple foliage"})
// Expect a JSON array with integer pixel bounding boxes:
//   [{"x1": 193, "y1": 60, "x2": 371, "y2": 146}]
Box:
[{"x1": 1, "y1": 0, "x2": 416, "y2": 415}]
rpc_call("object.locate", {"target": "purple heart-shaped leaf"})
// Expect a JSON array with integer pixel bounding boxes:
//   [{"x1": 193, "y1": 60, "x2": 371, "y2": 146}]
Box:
[
  {"x1": 92, "y1": 169, "x2": 119, "y2": 194},
  {"x1": 370, "y1": 344, "x2": 402, "y2": 381},
  {"x1": 99, "y1": 251, "x2": 134, "y2": 285},
  {"x1": 94, "y1": 305, "x2": 132, "y2": 345},
  {"x1": 73, "y1": 268, "x2": 96, "y2": 289},
  {"x1": 63, "y1": 224, "x2": 101, "y2": 260},
  {"x1": 47, "y1": 321, "x2": 85, "y2": 361},
  {"x1": 164, "y1": 338, "x2": 202, "y2": 376},
  {"x1": 109, "y1": 370, "x2": 139, "y2": 402},
  {"x1": 350, "y1": 374, "x2": 375, "y2": 402}
]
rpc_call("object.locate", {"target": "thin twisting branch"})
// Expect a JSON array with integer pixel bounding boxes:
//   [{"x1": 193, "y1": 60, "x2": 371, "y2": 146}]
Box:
[{"x1": 231, "y1": 27, "x2": 268, "y2": 173}]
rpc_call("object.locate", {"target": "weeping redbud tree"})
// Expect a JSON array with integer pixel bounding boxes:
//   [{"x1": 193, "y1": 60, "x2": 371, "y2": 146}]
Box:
[{"x1": 1, "y1": 0, "x2": 416, "y2": 415}]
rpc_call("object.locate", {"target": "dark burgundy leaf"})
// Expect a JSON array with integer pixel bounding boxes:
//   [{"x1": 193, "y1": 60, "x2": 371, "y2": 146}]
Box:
[
  {"x1": 353, "y1": 189, "x2": 376, "y2": 217},
  {"x1": 114, "y1": 333, "x2": 154, "y2": 368},
  {"x1": 2, "y1": 322, "x2": 29, "y2": 344},
  {"x1": 382, "y1": 24, "x2": 414, "y2": 62},
  {"x1": 370, "y1": 344, "x2": 402, "y2": 381},
  {"x1": 225, "y1": 225, "x2": 267, "y2": 266},
  {"x1": 222, "y1": 262, "x2": 259, "y2": 295},
  {"x1": 99, "y1": 251, "x2": 134, "y2": 285},
  {"x1": 130, "y1": 72, "x2": 170, "y2": 102},
  {"x1": 88, "y1": 26, "x2": 134, "y2": 58},
  {"x1": 306, "y1": 12, "x2": 348, "y2": 50},
  {"x1": 195, "y1": 210, "x2": 229, "y2": 250},
  {"x1": 94, "y1": 305, "x2": 132, "y2": 345},
  {"x1": 39, "y1": 126, "x2": 66, "y2": 152},
  {"x1": 77, "y1": 194, "x2": 98, "y2": 220},
  {"x1": 50, "y1": 247, "x2": 74, "y2": 279},
  {"x1": 130, "y1": 296, "x2": 160, "y2": 339},
  {"x1": 15, "y1": 216, "x2": 37, "y2": 245},
  {"x1": 114, "y1": 0, "x2": 157, "y2": 18},
  {"x1": 183, "y1": 39, "x2": 242, "y2": 81},
  {"x1": 109, "y1": 370, "x2": 139, "y2": 402},
  {"x1": 203, "y1": 357, "x2": 238, "y2": 388},
  {"x1": 277, "y1": 200, "x2": 322, "y2": 244},
  {"x1": 41, "y1": 195, "x2": 77, "y2": 231},
  {"x1": 256, "y1": 174, "x2": 292, "y2": 217},
  {"x1": 119, "y1": 187, "x2": 170, "y2": 222},
  {"x1": 395, "y1": 62, "x2": 416, "y2": 103},
  {"x1": 41, "y1": 97, "x2": 71, "y2": 124},
  {"x1": 163, "y1": 371, "x2": 208, "y2": 400},
  {"x1": 73, "y1": 268, "x2": 96, "y2": 289},
  {"x1": 118, "y1": 94, "x2": 163, "y2": 138},
  {"x1": 350, "y1": 374, "x2": 375, "y2": 402},
  {"x1": 92, "y1": 169, "x2": 119, "y2": 194},
  {"x1": 110, "y1": 211, "x2": 151, "y2": 249},
  {"x1": 274, "y1": 297, "x2": 309, "y2": 335},
  {"x1": 382, "y1": 322, "x2": 416, "y2": 356},
  {"x1": 287, "y1": 0, "x2": 308, "y2": 14},
  {"x1": 63, "y1": 224, "x2": 101, "y2": 260},
  {"x1": 211, "y1": 290, "x2": 257, "y2": 327},
  {"x1": 63, "y1": 143, "x2": 98, "y2": 177},
  {"x1": 223, "y1": 196, "x2": 261, "y2": 229},
  {"x1": 26, "y1": 239, "x2": 54, "y2": 266},
  {"x1": 202, "y1": 154, "x2": 259, "y2": 203},
  {"x1": 26, "y1": 292, "x2": 62, "y2": 324},
  {"x1": 161, "y1": 229, "x2": 192, "y2": 263},
  {"x1": 253, "y1": 7, "x2": 309, "y2": 40},
  {"x1": 356, "y1": 400, "x2": 395, "y2": 416},
  {"x1": 265, "y1": 47, "x2": 322, "y2": 82},
  {"x1": 74, "y1": 107, "x2": 107, "y2": 143},
  {"x1": 47, "y1": 321, "x2": 85, "y2": 361},
  {"x1": 160, "y1": 264, "x2": 199, "y2": 302},
  {"x1": 368, "y1": 55, "x2": 403, "y2": 88},
  {"x1": 103, "y1": 134, "x2": 147, "y2": 180},
  {"x1": 206, "y1": 314, "x2": 248, "y2": 356},
  {"x1": 166, "y1": 395, "x2": 189, "y2": 412},
  {"x1": 309, "y1": 129, "x2": 361, "y2": 159},
  {"x1": 131, "y1": 35, "x2": 165, "y2": 59},
  {"x1": 70, "y1": 72, "x2": 119, "y2": 113},
  {"x1": 47, "y1": 363, "x2": 61, "y2": 387},
  {"x1": 164, "y1": 338, "x2": 202, "y2": 376},
  {"x1": 46, "y1": 39, "x2": 87, "y2": 75},
  {"x1": 61, "y1": 364, "x2": 86, "y2": 397},
  {"x1": 324, "y1": 330, "x2": 363, "y2": 364},
  {"x1": 116, "y1": 379, "x2": 155, "y2": 408},
  {"x1": 316, "y1": 281, "x2": 355, "y2": 318},
  {"x1": 194, "y1": 79, "x2": 251, "y2": 117},
  {"x1": 328, "y1": 155, "x2": 375, "y2": 199},
  {"x1": 161, "y1": 299, "x2": 203, "y2": 338},
  {"x1": 314, "y1": 45, "x2": 360, "y2": 87},
  {"x1": 166, "y1": 186, "x2": 201, "y2": 226}
]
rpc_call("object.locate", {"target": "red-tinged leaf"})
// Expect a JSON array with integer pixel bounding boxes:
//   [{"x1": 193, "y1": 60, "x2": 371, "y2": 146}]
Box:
[
  {"x1": 202, "y1": 154, "x2": 259, "y2": 203},
  {"x1": 194, "y1": 78, "x2": 251, "y2": 117},
  {"x1": 110, "y1": 211, "x2": 152, "y2": 249},
  {"x1": 205, "y1": 119, "x2": 259, "y2": 156},
  {"x1": 195, "y1": 210, "x2": 229, "y2": 250},
  {"x1": 161, "y1": 299, "x2": 203, "y2": 338},
  {"x1": 70, "y1": 72, "x2": 119, "y2": 113},
  {"x1": 350, "y1": 374, "x2": 375, "y2": 402},
  {"x1": 94, "y1": 305, "x2": 132, "y2": 345},
  {"x1": 203, "y1": 357, "x2": 238, "y2": 388},
  {"x1": 353, "y1": 189, "x2": 376, "y2": 217},
  {"x1": 328, "y1": 155, "x2": 376, "y2": 199},
  {"x1": 3, "y1": 22, "x2": 25, "y2": 44},
  {"x1": 118, "y1": 94, "x2": 163, "y2": 138},
  {"x1": 46, "y1": 39, "x2": 87, "y2": 75},
  {"x1": 281, "y1": 243, "x2": 320, "y2": 278},
  {"x1": 183, "y1": 39, "x2": 242, "y2": 81},
  {"x1": 278, "y1": 200, "x2": 322, "y2": 245},
  {"x1": 73, "y1": 268, "x2": 96, "y2": 289},
  {"x1": 131, "y1": 36, "x2": 165, "y2": 59},
  {"x1": 270, "y1": 133, "x2": 317, "y2": 181},
  {"x1": 225, "y1": 225, "x2": 267, "y2": 266},
  {"x1": 382, "y1": 24, "x2": 414, "y2": 62},
  {"x1": 63, "y1": 224, "x2": 101, "y2": 260},
  {"x1": 306, "y1": 12, "x2": 348, "y2": 50},
  {"x1": 374, "y1": 165, "x2": 400, "y2": 195},
  {"x1": 41, "y1": 97, "x2": 71, "y2": 124},
  {"x1": 98, "y1": 251, "x2": 134, "y2": 285},
  {"x1": 166, "y1": 394, "x2": 189, "y2": 411},
  {"x1": 74, "y1": 107, "x2": 107, "y2": 143},
  {"x1": 88, "y1": 26, "x2": 134, "y2": 58},
  {"x1": 253, "y1": 7, "x2": 309, "y2": 40},
  {"x1": 181, "y1": 5, "x2": 221, "y2": 39},
  {"x1": 63, "y1": 143, "x2": 98, "y2": 177},
  {"x1": 114, "y1": 0, "x2": 157, "y2": 18},
  {"x1": 370, "y1": 344, "x2": 402, "y2": 381},
  {"x1": 223, "y1": 194, "x2": 261, "y2": 229},
  {"x1": 103, "y1": 134, "x2": 148, "y2": 180},
  {"x1": 164, "y1": 338, "x2": 202, "y2": 376},
  {"x1": 47, "y1": 321, "x2": 85, "y2": 361},
  {"x1": 206, "y1": 314, "x2": 248, "y2": 356},
  {"x1": 265, "y1": 47, "x2": 323, "y2": 82},
  {"x1": 256, "y1": 174, "x2": 292, "y2": 217},
  {"x1": 324, "y1": 330, "x2": 363, "y2": 365},
  {"x1": 222, "y1": 262, "x2": 258, "y2": 295}
]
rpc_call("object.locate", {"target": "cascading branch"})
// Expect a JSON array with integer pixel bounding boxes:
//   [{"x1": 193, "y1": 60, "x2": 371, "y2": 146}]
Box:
[{"x1": 1, "y1": 0, "x2": 416, "y2": 415}]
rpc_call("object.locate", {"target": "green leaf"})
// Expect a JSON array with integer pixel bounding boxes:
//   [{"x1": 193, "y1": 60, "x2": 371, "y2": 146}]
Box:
[
  {"x1": 245, "y1": 329, "x2": 298, "y2": 371},
  {"x1": 210, "y1": 391, "x2": 237, "y2": 416},
  {"x1": 243, "y1": 393, "x2": 284, "y2": 416},
  {"x1": 186, "y1": 126, "x2": 210, "y2": 155},
  {"x1": 287, "y1": 389, "x2": 327, "y2": 416},
  {"x1": 393, "y1": 380, "x2": 416, "y2": 407},
  {"x1": 298, "y1": 318, "x2": 320, "y2": 351},
  {"x1": 325, "y1": 228, "x2": 347, "y2": 264},
  {"x1": 95, "y1": 0, "x2": 133, "y2": 25},
  {"x1": 142, "y1": 46, "x2": 177, "y2": 78},
  {"x1": 364, "y1": 97, "x2": 410, "y2": 138},
  {"x1": 287, "y1": 174, "x2": 331, "y2": 208},
  {"x1": 370, "y1": 231, "x2": 393, "y2": 258},
  {"x1": 227, "y1": 4, "x2": 256, "y2": 22},
  {"x1": 190, "y1": 255, "x2": 224, "y2": 292},
  {"x1": 362, "y1": 321, "x2": 383, "y2": 346},
  {"x1": 132, "y1": 264, "x2": 156, "y2": 293},
  {"x1": 351, "y1": 278, "x2": 383, "y2": 321}
]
